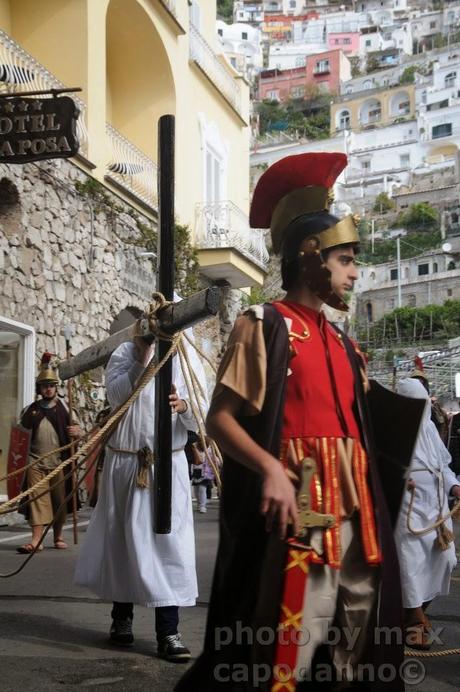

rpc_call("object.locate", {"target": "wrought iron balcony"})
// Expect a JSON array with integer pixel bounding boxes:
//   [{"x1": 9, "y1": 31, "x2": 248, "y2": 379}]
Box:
[
  {"x1": 195, "y1": 200, "x2": 269, "y2": 271},
  {"x1": 105, "y1": 123, "x2": 158, "y2": 210},
  {"x1": 189, "y1": 23, "x2": 243, "y2": 119},
  {"x1": 0, "y1": 29, "x2": 89, "y2": 157}
]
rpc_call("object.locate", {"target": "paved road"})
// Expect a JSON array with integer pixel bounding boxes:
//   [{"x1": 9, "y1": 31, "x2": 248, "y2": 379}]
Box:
[{"x1": 0, "y1": 504, "x2": 459, "y2": 691}]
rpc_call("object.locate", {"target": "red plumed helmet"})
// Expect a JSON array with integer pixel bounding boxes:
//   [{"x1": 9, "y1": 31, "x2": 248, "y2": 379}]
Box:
[
  {"x1": 40, "y1": 351, "x2": 55, "y2": 365},
  {"x1": 250, "y1": 152, "x2": 347, "y2": 229}
]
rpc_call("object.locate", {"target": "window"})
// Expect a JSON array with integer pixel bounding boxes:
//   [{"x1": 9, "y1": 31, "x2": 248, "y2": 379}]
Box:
[
  {"x1": 344, "y1": 38, "x2": 351, "y2": 45},
  {"x1": 366, "y1": 302, "x2": 373, "y2": 323},
  {"x1": 445, "y1": 72, "x2": 456, "y2": 87},
  {"x1": 432, "y1": 123, "x2": 452, "y2": 139},
  {"x1": 218, "y1": 28, "x2": 223, "y2": 36},
  {"x1": 433, "y1": 262, "x2": 438, "y2": 273},
  {"x1": 418, "y1": 263, "x2": 429, "y2": 276},
  {"x1": 447, "y1": 260, "x2": 456, "y2": 270},
  {"x1": 230, "y1": 57, "x2": 237, "y2": 67},
  {"x1": 315, "y1": 60, "x2": 330, "y2": 74},
  {"x1": 368, "y1": 107, "x2": 381, "y2": 122},
  {"x1": 338, "y1": 109, "x2": 350, "y2": 129},
  {"x1": 291, "y1": 86, "x2": 305, "y2": 98},
  {"x1": 447, "y1": 289, "x2": 453, "y2": 296},
  {"x1": 267, "y1": 90, "x2": 280, "y2": 100},
  {"x1": 189, "y1": 0, "x2": 201, "y2": 29},
  {"x1": 400, "y1": 154, "x2": 410, "y2": 167},
  {"x1": 365, "y1": 39, "x2": 371, "y2": 47},
  {"x1": 427, "y1": 99, "x2": 449, "y2": 111},
  {"x1": 205, "y1": 148, "x2": 223, "y2": 203},
  {"x1": 361, "y1": 159, "x2": 371, "y2": 170},
  {"x1": 398, "y1": 100, "x2": 410, "y2": 113},
  {"x1": 0, "y1": 317, "x2": 35, "y2": 494},
  {"x1": 430, "y1": 21, "x2": 436, "y2": 29},
  {"x1": 242, "y1": 31, "x2": 248, "y2": 40},
  {"x1": 390, "y1": 269, "x2": 398, "y2": 280}
]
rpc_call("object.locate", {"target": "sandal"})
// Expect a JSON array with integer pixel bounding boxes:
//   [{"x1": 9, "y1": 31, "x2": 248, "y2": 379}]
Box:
[
  {"x1": 17, "y1": 543, "x2": 44, "y2": 554},
  {"x1": 54, "y1": 538, "x2": 68, "y2": 550},
  {"x1": 405, "y1": 622, "x2": 431, "y2": 650}
]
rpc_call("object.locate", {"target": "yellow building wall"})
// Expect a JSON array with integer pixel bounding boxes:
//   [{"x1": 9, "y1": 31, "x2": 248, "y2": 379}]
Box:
[
  {"x1": 0, "y1": 0, "x2": 251, "y2": 260},
  {"x1": 0, "y1": 0, "x2": 11, "y2": 31},
  {"x1": 7, "y1": 0, "x2": 88, "y2": 98},
  {"x1": 331, "y1": 84, "x2": 415, "y2": 133}
]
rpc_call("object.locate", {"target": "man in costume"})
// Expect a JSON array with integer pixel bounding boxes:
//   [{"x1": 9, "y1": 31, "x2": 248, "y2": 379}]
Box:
[
  {"x1": 176, "y1": 152, "x2": 423, "y2": 691},
  {"x1": 410, "y1": 358, "x2": 450, "y2": 444},
  {"x1": 396, "y1": 377, "x2": 459, "y2": 650},
  {"x1": 75, "y1": 333, "x2": 206, "y2": 662},
  {"x1": 17, "y1": 352, "x2": 82, "y2": 554}
]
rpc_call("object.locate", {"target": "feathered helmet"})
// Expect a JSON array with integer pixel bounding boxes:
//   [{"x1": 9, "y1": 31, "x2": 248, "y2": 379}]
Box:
[
  {"x1": 36, "y1": 351, "x2": 59, "y2": 386},
  {"x1": 410, "y1": 356, "x2": 429, "y2": 384},
  {"x1": 250, "y1": 152, "x2": 359, "y2": 310}
]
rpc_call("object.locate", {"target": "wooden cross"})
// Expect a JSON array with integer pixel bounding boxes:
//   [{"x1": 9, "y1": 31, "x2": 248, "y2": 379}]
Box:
[{"x1": 59, "y1": 115, "x2": 222, "y2": 533}]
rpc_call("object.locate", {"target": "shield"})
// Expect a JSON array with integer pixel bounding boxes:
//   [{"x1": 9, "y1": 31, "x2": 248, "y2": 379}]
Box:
[{"x1": 7, "y1": 425, "x2": 31, "y2": 500}]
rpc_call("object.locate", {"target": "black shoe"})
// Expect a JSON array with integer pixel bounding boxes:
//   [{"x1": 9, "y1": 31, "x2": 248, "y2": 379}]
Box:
[
  {"x1": 157, "y1": 633, "x2": 191, "y2": 662},
  {"x1": 109, "y1": 617, "x2": 134, "y2": 646}
]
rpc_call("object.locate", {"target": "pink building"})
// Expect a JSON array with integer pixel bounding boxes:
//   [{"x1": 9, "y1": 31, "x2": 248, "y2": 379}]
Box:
[
  {"x1": 258, "y1": 49, "x2": 351, "y2": 102},
  {"x1": 327, "y1": 32, "x2": 361, "y2": 56}
]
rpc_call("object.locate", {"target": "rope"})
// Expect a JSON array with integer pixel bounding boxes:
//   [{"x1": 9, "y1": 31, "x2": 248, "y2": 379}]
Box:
[
  {"x1": 406, "y1": 487, "x2": 460, "y2": 536},
  {"x1": 0, "y1": 430, "x2": 93, "y2": 484},
  {"x1": 0, "y1": 434, "x2": 102, "y2": 578},
  {"x1": 183, "y1": 331, "x2": 217, "y2": 374},
  {"x1": 1, "y1": 291, "x2": 222, "y2": 572},
  {"x1": 0, "y1": 334, "x2": 180, "y2": 515},
  {"x1": 405, "y1": 648, "x2": 460, "y2": 657},
  {"x1": 177, "y1": 338, "x2": 222, "y2": 490}
]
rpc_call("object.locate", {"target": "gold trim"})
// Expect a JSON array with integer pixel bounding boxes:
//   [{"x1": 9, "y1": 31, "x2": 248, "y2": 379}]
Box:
[
  {"x1": 271, "y1": 186, "x2": 330, "y2": 253},
  {"x1": 319, "y1": 215, "x2": 359, "y2": 251}
]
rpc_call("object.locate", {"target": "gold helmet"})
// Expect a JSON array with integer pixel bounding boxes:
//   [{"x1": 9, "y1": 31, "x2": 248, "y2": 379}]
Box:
[{"x1": 36, "y1": 351, "x2": 59, "y2": 385}]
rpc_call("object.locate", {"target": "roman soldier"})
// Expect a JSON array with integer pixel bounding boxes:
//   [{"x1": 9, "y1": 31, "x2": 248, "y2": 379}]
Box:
[
  {"x1": 17, "y1": 352, "x2": 81, "y2": 554},
  {"x1": 176, "y1": 152, "x2": 424, "y2": 691}
]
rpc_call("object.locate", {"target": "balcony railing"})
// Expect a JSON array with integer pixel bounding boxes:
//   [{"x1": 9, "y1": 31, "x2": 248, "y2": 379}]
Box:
[
  {"x1": 105, "y1": 123, "x2": 158, "y2": 209},
  {"x1": 195, "y1": 200, "x2": 269, "y2": 271},
  {"x1": 189, "y1": 23, "x2": 243, "y2": 118},
  {"x1": 0, "y1": 29, "x2": 89, "y2": 157}
]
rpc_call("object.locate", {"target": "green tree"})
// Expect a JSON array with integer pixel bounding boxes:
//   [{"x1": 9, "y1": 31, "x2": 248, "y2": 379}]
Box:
[
  {"x1": 396, "y1": 202, "x2": 439, "y2": 230},
  {"x1": 400, "y1": 66, "x2": 417, "y2": 84},
  {"x1": 372, "y1": 192, "x2": 395, "y2": 213},
  {"x1": 365, "y1": 54, "x2": 380, "y2": 73},
  {"x1": 216, "y1": 0, "x2": 234, "y2": 22}
]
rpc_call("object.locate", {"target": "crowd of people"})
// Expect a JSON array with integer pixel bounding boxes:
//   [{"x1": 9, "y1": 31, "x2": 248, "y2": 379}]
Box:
[{"x1": 14, "y1": 151, "x2": 460, "y2": 691}]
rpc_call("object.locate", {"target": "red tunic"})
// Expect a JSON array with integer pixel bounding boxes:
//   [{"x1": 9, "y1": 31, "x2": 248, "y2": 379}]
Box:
[{"x1": 273, "y1": 300, "x2": 360, "y2": 440}]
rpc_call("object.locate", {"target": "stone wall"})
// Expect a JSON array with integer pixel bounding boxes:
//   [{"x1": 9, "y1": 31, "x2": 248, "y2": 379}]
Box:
[{"x1": 0, "y1": 157, "x2": 223, "y2": 426}]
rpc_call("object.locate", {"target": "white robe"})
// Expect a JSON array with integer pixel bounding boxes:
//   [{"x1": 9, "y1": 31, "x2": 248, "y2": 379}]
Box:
[
  {"x1": 75, "y1": 338, "x2": 206, "y2": 607},
  {"x1": 395, "y1": 378, "x2": 458, "y2": 608}
]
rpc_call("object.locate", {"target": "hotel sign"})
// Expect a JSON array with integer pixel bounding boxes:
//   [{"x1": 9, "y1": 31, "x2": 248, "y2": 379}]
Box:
[{"x1": 0, "y1": 95, "x2": 79, "y2": 163}]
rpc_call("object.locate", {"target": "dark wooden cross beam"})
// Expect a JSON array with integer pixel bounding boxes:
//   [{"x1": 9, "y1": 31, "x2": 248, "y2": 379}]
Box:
[
  {"x1": 154, "y1": 114, "x2": 175, "y2": 534},
  {"x1": 58, "y1": 287, "x2": 221, "y2": 380}
]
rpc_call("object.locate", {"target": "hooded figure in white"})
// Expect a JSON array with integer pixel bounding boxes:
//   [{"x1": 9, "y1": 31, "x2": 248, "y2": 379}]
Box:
[
  {"x1": 75, "y1": 325, "x2": 207, "y2": 609},
  {"x1": 395, "y1": 377, "x2": 459, "y2": 644}
]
